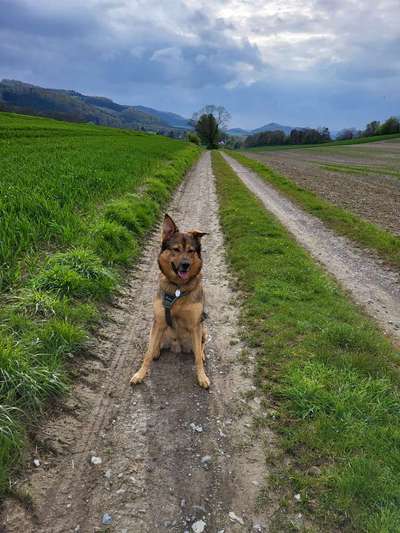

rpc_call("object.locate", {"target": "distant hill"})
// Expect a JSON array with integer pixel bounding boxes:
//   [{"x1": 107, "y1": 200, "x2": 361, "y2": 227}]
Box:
[
  {"x1": 251, "y1": 122, "x2": 294, "y2": 135},
  {"x1": 134, "y1": 105, "x2": 190, "y2": 129},
  {"x1": 227, "y1": 122, "x2": 301, "y2": 137},
  {"x1": 227, "y1": 128, "x2": 250, "y2": 136},
  {"x1": 0, "y1": 81, "x2": 312, "y2": 138},
  {"x1": 0, "y1": 79, "x2": 190, "y2": 134}
]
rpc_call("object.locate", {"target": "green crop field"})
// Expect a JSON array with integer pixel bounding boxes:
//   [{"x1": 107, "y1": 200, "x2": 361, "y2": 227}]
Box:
[
  {"x1": 0, "y1": 111, "x2": 200, "y2": 495},
  {"x1": 0, "y1": 112, "x2": 197, "y2": 290}
]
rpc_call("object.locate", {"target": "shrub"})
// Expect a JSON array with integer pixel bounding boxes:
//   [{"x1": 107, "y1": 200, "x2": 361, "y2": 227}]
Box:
[
  {"x1": 187, "y1": 132, "x2": 200, "y2": 145},
  {"x1": 152, "y1": 168, "x2": 178, "y2": 189},
  {"x1": 29, "y1": 319, "x2": 87, "y2": 358},
  {"x1": 10, "y1": 288, "x2": 98, "y2": 324},
  {"x1": 0, "y1": 335, "x2": 66, "y2": 410},
  {"x1": 32, "y1": 248, "x2": 117, "y2": 298},
  {"x1": 104, "y1": 195, "x2": 155, "y2": 236},
  {"x1": 0, "y1": 405, "x2": 23, "y2": 489},
  {"x1": 91, "y1": 220, "x2": 138, "y2": 266},
  {"x1": 144, "y1": 177, "x2": 169, "y2": 203}
]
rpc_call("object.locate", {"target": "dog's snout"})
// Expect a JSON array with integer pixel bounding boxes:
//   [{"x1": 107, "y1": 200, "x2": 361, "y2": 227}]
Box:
[{"x1": 180, "y1": 260, "x2": 190, "y2": 272}]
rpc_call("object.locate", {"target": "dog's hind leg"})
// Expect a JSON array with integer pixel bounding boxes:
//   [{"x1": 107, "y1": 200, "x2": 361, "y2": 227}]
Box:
[{"x1": 130, "y1": 320, "x2": 166, "y2": 385}]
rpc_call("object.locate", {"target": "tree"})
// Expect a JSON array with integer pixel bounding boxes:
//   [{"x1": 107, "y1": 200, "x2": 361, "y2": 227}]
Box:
[
  {"x1": 191, "y1": 105, "x2": 231, "y2": 148},
  {"x1": 195, "y1": 113, "x2": 219, "y2": 149},
  {"x1": 290, "y1": 129, "x2": 305, "y2": 144},
  {"x1": 319, "y1": 127, "x2": 331, "y2": 142},
  {"x1": 336, "y1": 128, "x2": 354, "y2": 140},
  {"x1": 192, "y1": 105, "x2": 231, "y2": 130},
  {"x1": 364, "y1": 121, "x2": 380, "y2": 137},
  {"x1": 379, "y1": 116, "x2": 400, "y2": 135}
]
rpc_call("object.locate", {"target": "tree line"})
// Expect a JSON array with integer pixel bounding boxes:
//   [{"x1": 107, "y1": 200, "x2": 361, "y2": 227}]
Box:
[
  {"x1": 187, "y1": 105, "x2": 400, "y2": 150},
  {"x1": 243, "y1": 127, "x2": 331, "y2": 148},
  {"x1": 242, "y1": 115, "x2": 400, "y2": 148},
  {"x1": 336, "y1": 116, "x2": 400, "y2": 140}
]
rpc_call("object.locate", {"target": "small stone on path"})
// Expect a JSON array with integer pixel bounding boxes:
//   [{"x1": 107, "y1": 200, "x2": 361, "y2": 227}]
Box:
[
  {"x1": 229, "y1": 511, "x2": 244, "y2": 525},
  {"x1": 101, "y1": 513, "x2": 112, "y2": 525},
  {"x1": 192, "y1": 519, "x2": 206, "y2": 532}
]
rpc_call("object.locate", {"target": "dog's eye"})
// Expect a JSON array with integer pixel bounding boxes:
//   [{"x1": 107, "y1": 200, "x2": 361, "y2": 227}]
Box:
[
  {"x1": 172, "y1": 247, "x2": 180, "y2": 253},
  {"x1": 188, "y1": 249, "x2": 195, "y2": 254}
]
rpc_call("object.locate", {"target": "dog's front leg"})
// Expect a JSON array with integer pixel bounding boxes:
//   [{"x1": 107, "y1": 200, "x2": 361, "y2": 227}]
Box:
[
  {"x1": 192, "y1": 324, "x2": 210, "y2": 389},
  {"x1": 130, "y1": 320, "x2": 166, "y2": 385}
]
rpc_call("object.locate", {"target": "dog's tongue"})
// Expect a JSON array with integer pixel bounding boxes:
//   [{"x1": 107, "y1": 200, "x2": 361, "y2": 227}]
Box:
[{"x1": 178, "y1": 271, "x2": 189, "y2": 280}]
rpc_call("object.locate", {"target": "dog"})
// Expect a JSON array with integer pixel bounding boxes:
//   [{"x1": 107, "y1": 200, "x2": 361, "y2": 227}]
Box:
[{"x1": 130, "y1": 214, "x2": 210, "y2": 388}]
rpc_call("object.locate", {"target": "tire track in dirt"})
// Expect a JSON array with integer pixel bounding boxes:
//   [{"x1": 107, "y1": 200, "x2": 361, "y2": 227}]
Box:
[
  {"x1": 2, "y1": 152, "x2": 279, "y2": 532},
  {"x1": 222, "y1": 152, "x2": 400, "y2": 342}
]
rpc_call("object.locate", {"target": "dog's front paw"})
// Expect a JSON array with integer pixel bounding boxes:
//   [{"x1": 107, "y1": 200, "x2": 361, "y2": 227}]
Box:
[
  {"x1": 130, "y1": 369, "x2": 146, "y2": 385},
  {"x1": 197, "y1": 371, "x2": 210, "y2": 389}
]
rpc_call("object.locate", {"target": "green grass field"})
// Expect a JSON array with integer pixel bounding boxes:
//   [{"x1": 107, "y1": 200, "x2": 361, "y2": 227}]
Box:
[
  {"x1": 243, "y1": 132, "x2": 400, "y2": 152},
  {"x1": 0, "y1": 112, "x2": 196, "y2": 290},
  {"x1": 213, "y1": 151, "x2": 400, "y2": 532},
  {"x1": 0, "y1": 112, "x2": 200, "y2": 495},
  {"x1": 227, "y1": 151, "x2": 400, "y2": 269}
]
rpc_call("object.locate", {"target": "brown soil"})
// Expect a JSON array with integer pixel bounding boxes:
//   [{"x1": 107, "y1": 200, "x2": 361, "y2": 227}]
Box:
[
  {"x1": 1, "y1": 153, "x2": 283, "y2": 533},
  {"x1": 223, "y1": 152, "x2": 400, "y2": 343},
  {"x1": 245, "y1": 139, "x2": 400, "y2": 235}
]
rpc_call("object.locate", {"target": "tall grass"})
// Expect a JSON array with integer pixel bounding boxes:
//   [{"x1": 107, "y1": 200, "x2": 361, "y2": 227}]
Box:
[{"x1": 0, "y1": 112, "x2": 190, "y2": 290}]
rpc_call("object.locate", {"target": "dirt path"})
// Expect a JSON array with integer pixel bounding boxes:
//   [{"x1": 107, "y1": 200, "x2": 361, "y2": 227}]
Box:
[
  {"x1": 222, "y1": 153, "x2": 400, "y2": 342},
  {"x1": 1, "y1": 152, "x2": 277, "y2": 532}
]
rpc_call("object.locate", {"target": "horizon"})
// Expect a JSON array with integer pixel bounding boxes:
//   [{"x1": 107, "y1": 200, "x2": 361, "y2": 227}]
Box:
[
  {"x1": 0, "y1": 77, "x2": 377, "y2": 133},
  {"x1": 1, "y1": 1, "x2": 399, "y2": 131}
]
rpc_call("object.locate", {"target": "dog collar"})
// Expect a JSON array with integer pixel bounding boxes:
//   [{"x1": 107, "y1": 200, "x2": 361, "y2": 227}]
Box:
[{"x1": 163, "y1": 289, "x2": 187, "y2": 327}]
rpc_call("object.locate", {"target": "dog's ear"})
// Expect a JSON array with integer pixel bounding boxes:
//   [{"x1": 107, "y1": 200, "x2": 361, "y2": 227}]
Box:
[
  {"x1": 188, "y1": 230, "x2": 208, "y2": 240},
  {"x1": 162, "y1": 214, "x2": 178, "y2": 242}
]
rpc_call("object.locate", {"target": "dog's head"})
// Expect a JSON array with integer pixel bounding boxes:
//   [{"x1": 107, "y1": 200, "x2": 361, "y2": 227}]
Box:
[{"x1": 158, "y1": 214, "x2": 207, "y2": 285}]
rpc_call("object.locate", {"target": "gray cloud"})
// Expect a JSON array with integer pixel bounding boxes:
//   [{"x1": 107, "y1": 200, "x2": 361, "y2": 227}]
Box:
[{"x1": 0, "y1": 0, "x2": 399, "y2": 129}]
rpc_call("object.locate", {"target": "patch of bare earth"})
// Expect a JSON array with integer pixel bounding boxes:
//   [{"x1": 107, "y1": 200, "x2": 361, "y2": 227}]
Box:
[
  {"x1": 245, "y1": 139, "x2": 400, "y2": 236},
  {"x1": 222, "y1": 152, "x2": 400, "y2": 343},
  {"x1": 1, "y1": 153, "x2": 285, "y2": 533}
]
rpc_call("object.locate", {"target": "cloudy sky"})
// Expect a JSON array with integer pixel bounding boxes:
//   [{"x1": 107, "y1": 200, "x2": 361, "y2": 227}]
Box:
[{"x1": 1, "y1": 0, "x2": 399, "y2": 129}]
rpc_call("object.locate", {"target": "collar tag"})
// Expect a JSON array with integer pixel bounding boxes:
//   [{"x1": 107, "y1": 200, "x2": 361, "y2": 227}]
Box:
[{"x1": 175, "y1": 289, "x2": 181, "y2": 297}]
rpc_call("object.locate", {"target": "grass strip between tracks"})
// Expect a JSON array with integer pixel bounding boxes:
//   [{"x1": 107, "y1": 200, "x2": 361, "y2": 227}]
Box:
[
  {"x1": 212, "y1": 150, "x2": 400, "y2": 532},
  {"x1": 0, "y1": 139, "x2": 201, "y2": 498},
  {"x1": 227, "y1": 151, "x2": 400, "y2": 270}
]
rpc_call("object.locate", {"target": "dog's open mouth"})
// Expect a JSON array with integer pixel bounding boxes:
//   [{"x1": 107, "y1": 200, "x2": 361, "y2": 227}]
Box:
[{"x1": 178, "y1": 270, "x2": 189, "y2": 280}]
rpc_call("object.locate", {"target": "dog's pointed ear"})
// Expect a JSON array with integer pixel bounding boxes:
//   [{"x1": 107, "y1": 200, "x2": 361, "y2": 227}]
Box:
[
  {"x1": 162, "y1": 214, "x2": 178, "y2": 242},
  {"x1": 188, "y1": 230, "x2": 208, "y2": 240}
]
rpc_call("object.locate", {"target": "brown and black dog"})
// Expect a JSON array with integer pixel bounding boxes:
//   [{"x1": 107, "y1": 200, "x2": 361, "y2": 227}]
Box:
[{"x1": 130, "y1": 214, "x2": 210, "y2": 388}]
